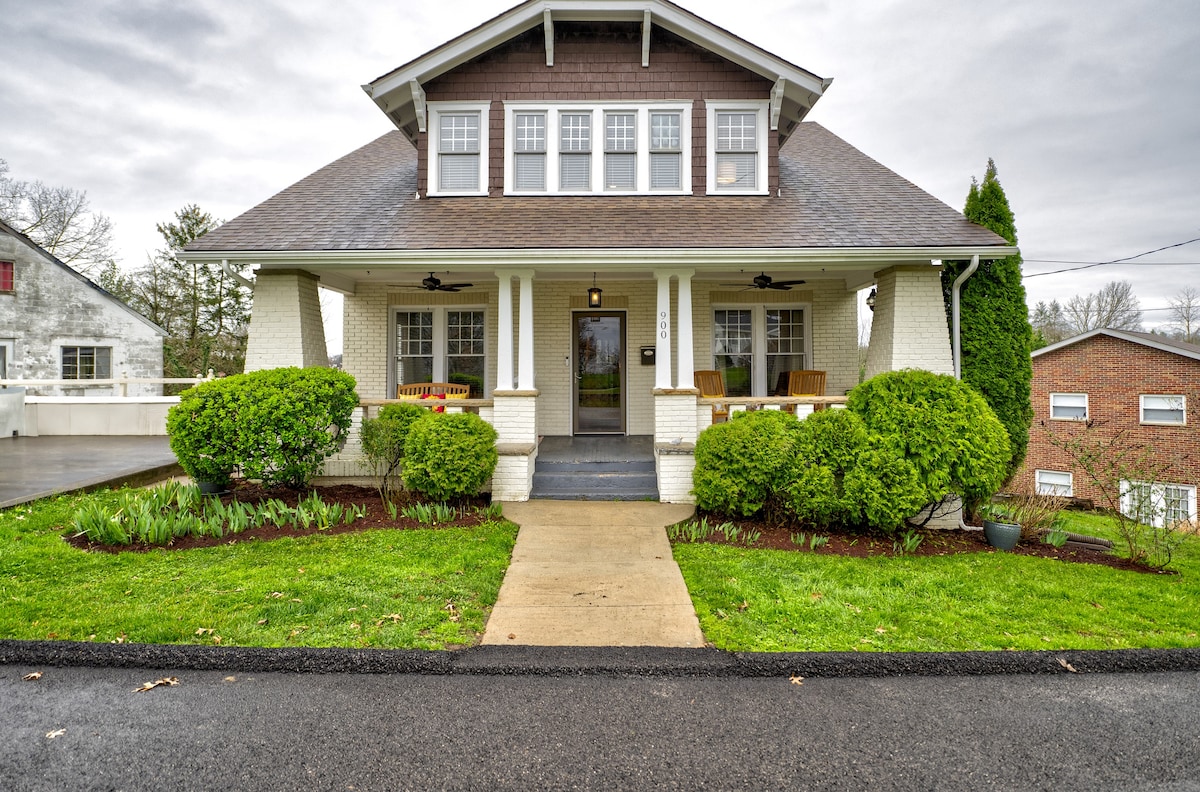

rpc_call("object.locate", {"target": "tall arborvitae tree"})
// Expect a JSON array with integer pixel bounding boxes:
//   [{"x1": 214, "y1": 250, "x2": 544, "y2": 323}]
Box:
[{"x1": 941, "y1": 159, "x2": 1033, "y2": 479}]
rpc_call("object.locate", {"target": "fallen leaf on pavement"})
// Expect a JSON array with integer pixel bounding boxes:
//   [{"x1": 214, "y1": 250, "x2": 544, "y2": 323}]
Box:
[
  {"x1": 22, "y1": 672, "x2": 43, "y2": 681},
  {"x1": 134, "y1": 677, "x2": 179, "y2": 693},
  {"x1": 45, "y1": 729, "x2": 65, "y2": 739},
  {"x1": 1057, "y1": 658, "x2": 1078, "y2": 674},
  {"x1": 789, "y1": 675, "x2": 804, "y2": 686}
]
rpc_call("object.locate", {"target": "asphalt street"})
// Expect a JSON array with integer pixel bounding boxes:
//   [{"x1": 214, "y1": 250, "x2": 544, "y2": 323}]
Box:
[{"x1": 3, "y1": 662, "x2": 1199, "y2": 791}]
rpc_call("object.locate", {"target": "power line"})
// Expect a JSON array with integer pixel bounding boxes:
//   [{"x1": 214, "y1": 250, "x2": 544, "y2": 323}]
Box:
[{"x1": 1022, "y1": 236, "x2": 1200, "y2": 278}]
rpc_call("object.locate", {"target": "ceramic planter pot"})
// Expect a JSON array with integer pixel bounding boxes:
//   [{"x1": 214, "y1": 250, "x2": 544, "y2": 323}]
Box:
[{"x1": 983, "y1": 519, "x2": 1021, "y2": 551}]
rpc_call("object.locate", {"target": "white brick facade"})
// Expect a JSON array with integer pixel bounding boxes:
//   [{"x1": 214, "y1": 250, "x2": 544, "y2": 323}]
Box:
[
  {"x1": 244, "y1": 270, "x2": 329, "y2": 371},
  {"x1": 865, "y1": 265, "x2": 953, "y2": 379}
]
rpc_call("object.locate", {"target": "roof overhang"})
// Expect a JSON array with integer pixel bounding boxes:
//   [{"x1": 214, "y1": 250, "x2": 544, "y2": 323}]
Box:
[
  {"x1": 363, "y1": 0, "x2": 831, "y2": 146},
  {"x1": 182, "y1": 245, "x2": 1016, "y2": 295},
  {"x1": 1032, "y1": 328, "x2": 1200, "y2": 362}
]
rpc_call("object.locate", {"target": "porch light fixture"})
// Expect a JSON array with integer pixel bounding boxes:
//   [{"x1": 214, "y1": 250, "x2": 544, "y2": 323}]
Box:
[
  {"x1": 587, "y1": 272, "x2": 603, "y2": 308},
  {"x1": 866, "y1": 288, "x2": 877, "y2": 312}
]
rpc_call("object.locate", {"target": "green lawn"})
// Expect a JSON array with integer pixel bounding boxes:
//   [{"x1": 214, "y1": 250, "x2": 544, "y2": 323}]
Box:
[
  {"x1": 0, "y1": 491, "x2": 518, "y2": 650},
  {"x1": 673, "y1": 511, "x2": 1200, "y2": 652}
]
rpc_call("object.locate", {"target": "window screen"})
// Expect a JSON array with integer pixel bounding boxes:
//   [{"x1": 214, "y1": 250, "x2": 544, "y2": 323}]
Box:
[
  {"x1": 604, "y1": 113, "x2": 637, "y2": 190},
  {"x1": 438, "y1": 113, "x2": 481, "y2": 192}
]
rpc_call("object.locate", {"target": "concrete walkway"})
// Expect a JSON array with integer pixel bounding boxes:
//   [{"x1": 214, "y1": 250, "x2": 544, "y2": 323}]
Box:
[
  {"x1": 483, "y1": 500, "x2": 705, "y2": 647},
  {"x1": 0, "y1": 436, "x2": 180, "y2": 508}
]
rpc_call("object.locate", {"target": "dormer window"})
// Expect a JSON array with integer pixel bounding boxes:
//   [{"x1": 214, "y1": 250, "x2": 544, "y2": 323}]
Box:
[
  {"x1": 706, "y1": 101, "x2": 769, "y2": 195},
  {"x1": 504, "y1": 102, "x2": 692, "y2": 195},
  {"x1": 428, "y1": 103, "x2": 490, "y2": 196}
]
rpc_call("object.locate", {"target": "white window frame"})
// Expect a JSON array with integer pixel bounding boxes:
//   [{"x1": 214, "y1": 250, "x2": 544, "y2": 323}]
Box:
[
  {"x1": 427, "y1": 102, "x2": 491, "y2": 197},
  {"x1": 389, "y1": 305, "x2": 489, "y2": 396},
  {"x1": 710, "y1": 303, "x2": 812, "y2": 396},
  {"x1": 706, "y1": 100, "x2": 769, "y2": 195},
  {"x1": 1049, "y1": 392, "x2": 1088, "y2": 421},
  {"x1": 1120, "y1": 480, "x2": 1198, "y2": 528},
  {"x1": 502, "y1": 101, "x2": 692, "y2": 196},
  {"x1": 61, "y1": 345, "x2": 112, "y2": 380},
  {"x1": 1140, "y1": 394, "x2": 1186, "y2": 426},
  {"x1": 1035, "y1": 469, "x2": 1074, "y2": 497},
  {"x1": 0, "y1": 338, "x2": 13, "y2": 379}
]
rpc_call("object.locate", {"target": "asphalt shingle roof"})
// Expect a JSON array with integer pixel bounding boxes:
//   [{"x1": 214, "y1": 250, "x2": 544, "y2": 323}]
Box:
[{"x1": 186, "y1": 122, "x2": 1007, "y2": 254}]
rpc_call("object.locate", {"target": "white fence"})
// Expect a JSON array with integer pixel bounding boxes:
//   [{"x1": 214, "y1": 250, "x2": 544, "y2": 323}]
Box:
[{"x1": 0, "y1": 378, "x2": 209, "y2": 437}]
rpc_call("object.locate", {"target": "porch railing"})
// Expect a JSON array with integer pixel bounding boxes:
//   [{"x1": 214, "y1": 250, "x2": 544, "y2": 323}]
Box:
[{"x1": 698, "y1": 395, "x2": 849, "y2": 411}]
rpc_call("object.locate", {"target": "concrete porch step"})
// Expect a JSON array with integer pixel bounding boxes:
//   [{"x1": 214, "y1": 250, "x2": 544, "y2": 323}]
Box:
[{"x1": 530, "y1": 469, "x2": 660, "y2": 501}]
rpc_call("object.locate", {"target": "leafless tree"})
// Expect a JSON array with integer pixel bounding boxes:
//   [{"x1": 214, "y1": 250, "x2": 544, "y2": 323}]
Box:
[
  {"x1": 1063, "y1": 280, "x2": 1143, "y2": 335},
  {"x1": 1166, "y1": 286, "x2": 1200, "y2": 344},
  {"x1": 0, "y1": 158, "x2": 116, "y2": 276}
]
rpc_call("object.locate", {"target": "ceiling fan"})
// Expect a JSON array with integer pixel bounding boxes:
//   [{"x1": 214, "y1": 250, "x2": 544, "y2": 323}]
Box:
[
  {"x1": 413, "y1": 272, "x2": 473, "y2": 292},
  {"x1": 721, "y1": 272, "x2": 807, "y2": 291}
]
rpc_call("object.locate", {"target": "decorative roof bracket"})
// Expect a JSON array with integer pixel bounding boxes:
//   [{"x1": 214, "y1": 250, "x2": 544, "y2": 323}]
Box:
[
  {"x1": 770, "y1": 77, "x2": 786, "y2": 131},
  {"x1": 544, "y1": 9, "x2": 555, "y2": 67},
  {"x1": 410, "y1": 79, "x2": 427, "y2": 133},
  {"x1": 642, "y1": 9, "x2": 652, "y2": 67}
]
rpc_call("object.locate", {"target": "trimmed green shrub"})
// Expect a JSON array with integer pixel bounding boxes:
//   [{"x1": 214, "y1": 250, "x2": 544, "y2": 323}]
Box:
[
  {"x1": 168, "y1": 367, "x2": 358, "y2": 489},
  {"x1": 167, "y1": 378, "x2": 240, "y2": 485},
  {"x1": 693, "y1": 409, "x2": 802, "y2": 519},
  {"x1": 847, "y1": 369, "x2": 1011, "y2": 513},
  {"x1": 783, "y1": 409, "x2": 925, "y2": 533},
  {"x1": 360, "y1": 402, "x2": 429, "y2": 500},
  {"x1": 402, "y1": 412, "x2": 498, "y2": 501}
]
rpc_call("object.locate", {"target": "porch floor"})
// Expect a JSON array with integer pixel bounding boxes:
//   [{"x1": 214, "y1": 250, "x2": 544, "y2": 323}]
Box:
[{"x1": 536, "y1": 435, "x2": 653, "y2": 463}]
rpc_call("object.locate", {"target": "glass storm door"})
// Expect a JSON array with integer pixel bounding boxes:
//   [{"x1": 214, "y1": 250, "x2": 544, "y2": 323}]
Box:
[{"x1": 573, "y1": 312, "x2": 626, "y2": 434}]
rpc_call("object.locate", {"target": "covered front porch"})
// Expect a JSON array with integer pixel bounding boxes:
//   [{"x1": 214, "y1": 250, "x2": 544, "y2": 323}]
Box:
[{"x1": 237, "y1": 248, "x2": 991, "y2": 502}]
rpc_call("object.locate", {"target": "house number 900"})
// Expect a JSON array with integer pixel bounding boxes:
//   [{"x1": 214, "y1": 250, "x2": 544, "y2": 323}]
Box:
[{"x1": 660, "y1": 311, "x2": 669, "y2": 339}]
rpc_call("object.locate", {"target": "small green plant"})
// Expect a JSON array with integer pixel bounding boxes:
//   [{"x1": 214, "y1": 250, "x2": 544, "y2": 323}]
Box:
[
  {"x1": 360, "y1": 402, "x2": 429, "y2": 503},
  {"x1": 720, "y1": 523, "x2": 742, "y2": 543},
  {"x1": 791, "y1": 531, "x2": 806, "y2": 547},
  {"x1": 693, "y1": 409, "x2": 803, "y2": 520},
  {"x1": 742, "y1": 529, "x2": 762, "y2": 546},
  {"x1": 475, "y1": 503, "x2": 503, "y2": 520},
  {"x1": 1044, "y1": 529, "x2": 1069, "y2": 548},
  {"x1": 893, "y1": 529, "x2": 924, "y2": 555},
  {"x1": 810, "y1": 535, "x2": 829, "y2": 550},
  {"x1": 402, "y1": 502, "x2": 435, "y2": 524}
]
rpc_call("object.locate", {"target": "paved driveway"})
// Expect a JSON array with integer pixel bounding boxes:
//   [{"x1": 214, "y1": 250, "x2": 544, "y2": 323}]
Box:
[{"x1": 0, "y1": 436, "x2": 179, "y2": 508}]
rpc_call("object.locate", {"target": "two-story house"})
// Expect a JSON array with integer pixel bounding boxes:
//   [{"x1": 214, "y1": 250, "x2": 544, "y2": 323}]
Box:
[
  {"x1": 1016, "y1": 328, "x2": 1199, "y2": 527},
  {"x1": 182, "y1": 0, "x2": 1014, "y2": 502}
]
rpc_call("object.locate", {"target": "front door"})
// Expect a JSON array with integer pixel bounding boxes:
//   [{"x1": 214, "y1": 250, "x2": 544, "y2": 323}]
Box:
[{"x1": 573, "y1": 312, "x2": 625, "y2": 434}]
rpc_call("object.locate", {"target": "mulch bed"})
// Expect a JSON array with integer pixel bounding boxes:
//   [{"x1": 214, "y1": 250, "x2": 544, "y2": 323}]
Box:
[
  {"x1": 687, "y1": 511, "x2": 1163, "y2": 575},
  {"x1": 65, "y1": 483, "x2": 494, "y2": 554}
]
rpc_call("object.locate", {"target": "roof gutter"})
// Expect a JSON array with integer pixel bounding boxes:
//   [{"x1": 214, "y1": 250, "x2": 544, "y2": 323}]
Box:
[
  {"x1": 220, "y1": 259, "x2": 255, "y2": 290},
  {"x1": 951, "y1": 254, "x2": 979, "y2": 379}
]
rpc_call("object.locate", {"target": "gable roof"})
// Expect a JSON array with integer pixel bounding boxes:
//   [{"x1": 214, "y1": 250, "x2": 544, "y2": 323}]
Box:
[
  {"x1": 185, "y1": 122, "x2": 1010, "y2": 258},
  {"x1": 364, "y1": 0, "x2": 830, "y2": 147},
  {"x1": 0, "y1": 219, "x2": 167, "y2": 337},
  {"x1": 1033, "y1": 328, "x2": 1200, "y2": 363}
]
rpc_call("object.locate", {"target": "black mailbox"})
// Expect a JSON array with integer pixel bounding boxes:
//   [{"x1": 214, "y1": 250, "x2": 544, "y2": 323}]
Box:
[{"x1": 640, "y1": 346, "x2": 656, "y2": 365}]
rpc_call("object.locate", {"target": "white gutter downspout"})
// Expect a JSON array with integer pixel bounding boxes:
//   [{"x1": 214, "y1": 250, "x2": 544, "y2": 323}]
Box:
[
  {"x1": 951, "y1": 254, "x2": 980, "y2": 380},
  {"x1": 220, "y1": 259, "x2": 255, "y2": 290}
]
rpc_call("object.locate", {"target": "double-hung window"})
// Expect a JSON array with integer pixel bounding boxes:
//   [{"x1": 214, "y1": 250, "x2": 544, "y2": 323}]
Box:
[
  {"x1": 1049, "y1": 393, "x2": 1087, "y2": 420},
  {"x1": 0, "y1": 261, "x2": 13, "y2": 292},
  {"x1": 514, "y1": 112, "x2": 547, "y2": 191},
  {"x1": 1140, "y1": 394, "x2": 1186, "y2": 425},
  {"x1": 393, "y1": 307, "x2": 487, "y2": 397},
  {"x1": 62, "y1": 346, "x2": 111, "y2": 380},
  {"x1": 712, "y1": 304, "x2": 809, "y2": 397},
  {"x1": 559, "y1": 113, "x2": 592, "y2": 191},
  {"x1": 503, "y1": 103, "x2": 691, "y2": 195},
  {"x1": 604, "y1": 112, "x2": 637, "y2": 191},
  {"x1": 428, "y1": 103, "x2": 489, "y2": 196},
  {"x1": 707, "y1": 102, "x2": 767, "y2": 194}
]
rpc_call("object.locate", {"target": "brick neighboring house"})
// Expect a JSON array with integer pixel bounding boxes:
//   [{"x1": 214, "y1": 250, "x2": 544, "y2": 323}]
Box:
[
  {"x1": 182, "y1": 0, "x2": 1015, "y2": 502},
  {"x1": 0, "y1": 219, "x2": 166, "y2": 398},
  {"x1": 1016, "y1": 328, "x2": 1200, "y2": 526}
]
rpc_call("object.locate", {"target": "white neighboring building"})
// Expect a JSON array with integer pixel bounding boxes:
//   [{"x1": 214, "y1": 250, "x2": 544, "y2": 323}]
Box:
[{"x1": 0, "y1": 218, "x2": 166, "y2": 397}]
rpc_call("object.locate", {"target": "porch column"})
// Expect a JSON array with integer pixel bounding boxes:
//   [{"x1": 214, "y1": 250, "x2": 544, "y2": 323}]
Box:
[
  {"x1": 864, "y1": 264, "x2": 953, "y2": 379},
  {"x1": 675, "y1": 269, "x2": 695, "y2": 388},
  {"x1": 496, "y1": 272, "x2": 514, "y2": 390},
  {"x1": 516, "y1": 270, "x2": 535, "y2": 390},
  {"x1": 243, "y1": 269, "x2": 328, "y2": 372},
  {"x1": 654, "y1": 271, "x2": 673, "y2": 389}
]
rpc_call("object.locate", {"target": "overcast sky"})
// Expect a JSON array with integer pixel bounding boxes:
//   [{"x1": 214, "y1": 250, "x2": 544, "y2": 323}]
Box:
[{"x1": 3, "y1": 0, "x2": 1197, "y2": 353}]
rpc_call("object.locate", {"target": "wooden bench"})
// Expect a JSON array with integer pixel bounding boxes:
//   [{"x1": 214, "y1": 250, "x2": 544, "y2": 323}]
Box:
[{"x1": 395, "y1": 382, "x2": 470, "y2": 399}]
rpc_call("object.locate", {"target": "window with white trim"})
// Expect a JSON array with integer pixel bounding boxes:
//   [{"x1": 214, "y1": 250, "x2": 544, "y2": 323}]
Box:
[
  {"x1": 1035, "y1": 469, "x2": 1074, "y2": 497},
  {"x1": 392, "y1": 307, "x2": 487, "y2": 397},
  {"x1": 1049, "y1": 393, "x2": 1088, "y2": 420},
  {"x1": 0, "y1": 261, "x2": 13, "y2": 292},
  {"x1": 428, "y1": 103, "x2": 490, "y2": 196},
  {"x1": 1140, "y1": 394, "x2": 1186, "y2": 425},
  {"x1": 503, "y1": 102, "x2": 692, "y2": 195},
  {"x1": 1121, "y1": 480, "x2": 1198, "y2": 528},
  {"x1": 62, "y1": 346, "x2": 111, "y2": 380},
  {"x1": 712, "y1": 305, "x2": 809, "y2": 397},
  {"x1": 706, "y1": 101, "x2": 768, "y2": 195}
]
